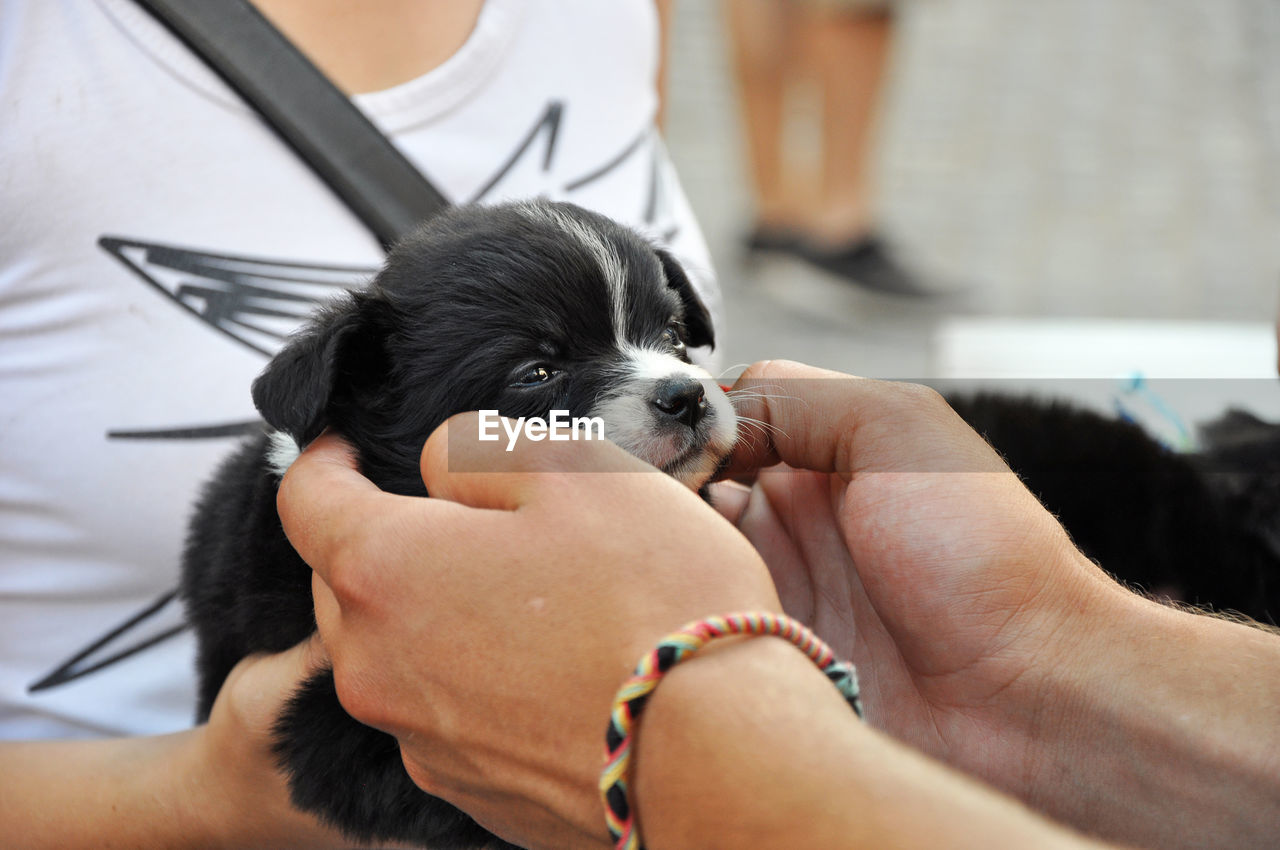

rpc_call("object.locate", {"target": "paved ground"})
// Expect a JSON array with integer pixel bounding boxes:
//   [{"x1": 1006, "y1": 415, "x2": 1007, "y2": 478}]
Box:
[{"x1": 663, "y1": 0, "x2": 1280, "y2": 380}]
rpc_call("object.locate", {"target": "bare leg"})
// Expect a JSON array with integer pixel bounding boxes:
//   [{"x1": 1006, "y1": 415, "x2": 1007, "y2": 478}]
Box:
[
  {"x1": 802, "y1": 7, "x2": 893, "y2": 246},
  {"x1": 791, "y1": 7, "x2": 932, "y2": 295},
  {"x1": 726, "y1": 1, "x2": 927, "y2": 294},
  {"x1": 724, "y1": 0, "x2": 802, "y2": 233}
]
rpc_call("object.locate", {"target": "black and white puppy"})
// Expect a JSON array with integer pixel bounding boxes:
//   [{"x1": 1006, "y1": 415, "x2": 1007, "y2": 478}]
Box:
[{"x1": 180, "y1": 201, "x2": 738, "y2": 849}]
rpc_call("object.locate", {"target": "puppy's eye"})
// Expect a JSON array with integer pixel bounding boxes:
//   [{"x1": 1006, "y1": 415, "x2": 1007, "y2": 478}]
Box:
[
  {"x1": 511, "y1": 365, "x2": 557, "y2": 387},
  {"x1": 661, "y1": 325, "x2": 686, "y2": 351}
]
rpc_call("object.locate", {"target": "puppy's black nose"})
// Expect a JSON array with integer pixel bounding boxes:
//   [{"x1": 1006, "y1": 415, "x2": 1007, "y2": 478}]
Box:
[{"x1": 653, "y1": 378, "x2": 708, "y2": 429}]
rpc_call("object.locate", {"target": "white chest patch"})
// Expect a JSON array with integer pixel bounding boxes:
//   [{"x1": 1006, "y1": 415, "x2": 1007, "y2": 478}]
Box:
[{"x1": 266, "y1": 430, "x2": 302, "y2": 477}]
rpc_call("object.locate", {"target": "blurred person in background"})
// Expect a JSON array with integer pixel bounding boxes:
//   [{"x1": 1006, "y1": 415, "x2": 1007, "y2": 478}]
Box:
[
  {"x1": 0, "y1": 0, "x2": 716, "y2": 844},
  {"x1": 725, "y1": 0, "x2": 931, "y2": 295}
]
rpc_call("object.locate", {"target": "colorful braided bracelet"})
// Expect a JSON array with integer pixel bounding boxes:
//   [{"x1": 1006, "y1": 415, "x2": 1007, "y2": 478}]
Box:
[{"x1": 599, "y1": 612, "x2": 863, "y2": 850}]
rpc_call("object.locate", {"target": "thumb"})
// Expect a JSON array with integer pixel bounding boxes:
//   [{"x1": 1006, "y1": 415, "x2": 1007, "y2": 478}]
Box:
[
  {"x1": 215, "y1": 634, "x2": 331, "y2": 729},
  {"x1": 288, "y1": 632, "x2": 331, "y2": 680},
  {"x1": 724, "y1": 360, "x2": 1007, "y2": 479},
  {"x1": 239, "y1": 633, "x2": 330, "y2": 691},
  {"x1": 420, "y1": 411, "x2": 662, "y2": 509},
  {"x1": 707, "y1": 479, "x2": 752, "y2": 525},
  {"x1": 278, "y1": 431, "x2": 426, "y2": 590}
]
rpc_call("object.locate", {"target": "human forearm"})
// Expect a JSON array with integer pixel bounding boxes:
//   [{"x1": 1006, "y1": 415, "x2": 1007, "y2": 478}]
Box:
[
  {"x1": 1029, "y1": 589, "x2": 1280, "y2": 848},
  {"x1": 716, "y1": 363, "x2": 1280, "y2": 847},
  {"x1": 0, "y1": 732, "x2": 216, "y2": 849},
  {"x1": 633, "y1": 638, "x2": 1111, "y2": 850},
  {"x1": 0, "y1": 641, "x2": 350, "y2": 850},
  {"x1": 0, "y1": 728, "x2": 347, "y2": 850}
]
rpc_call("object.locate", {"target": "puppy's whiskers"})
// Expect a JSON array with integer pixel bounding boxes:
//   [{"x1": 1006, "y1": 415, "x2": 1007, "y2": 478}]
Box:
[
  {"x1": 723, "y1": 384, "x2": 795, "y2": 450},
  {"x1": 725, "y1": 390, "x2": 791, "y2": 403},
  {"x1": 725, "y1": 383, "x2": 803, "y2": 408},
  {"x1": 716, "y1": 364, "x2": 752, "y2": 381},
  {"x1": 734, "y1": 414, "x2": 788, "y2": 442}
]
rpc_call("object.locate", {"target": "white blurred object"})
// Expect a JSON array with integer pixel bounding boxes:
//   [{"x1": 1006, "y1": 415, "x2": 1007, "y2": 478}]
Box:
[
  {"x1": 932, "y1": 317, "x2": 1280, "y2": 442},
  {"x1": 935, "y1": 318, "x2": 1276, "y2": 379}
]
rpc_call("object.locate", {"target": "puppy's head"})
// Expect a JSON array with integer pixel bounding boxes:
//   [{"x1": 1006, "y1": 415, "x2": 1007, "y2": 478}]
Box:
[{"x1": 253, "y1": 200, "x2": 737, "y2": 493}]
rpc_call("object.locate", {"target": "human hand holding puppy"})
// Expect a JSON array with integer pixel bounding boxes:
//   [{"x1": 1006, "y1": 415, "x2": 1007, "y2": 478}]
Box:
[
  {"x1": 279, "y1": 360, "x2": 1280, "y2": 850},
  {"x1": 280, "y1": 412, "x2": 1098, "y2": 850},
  {"x1": 277, "y1": 425, "x2": 784, "y2": 848}
]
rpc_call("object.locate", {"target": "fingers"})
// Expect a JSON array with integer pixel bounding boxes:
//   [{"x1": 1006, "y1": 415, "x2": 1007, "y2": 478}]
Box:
[
  {"x1": 724, "y1": 360, "x2": 1007, "y2": 479},
  {"x1": 218, "y1": 633, "x2": 332, "y2": 725},
  {"x1": 293, "y1": 631, "x2": 331, "y2": 678},
  {"x1": 242, "y1": 633, "x2": 329, "y2": 686},
  {"x1": 419, "y1": 411, "x2": 666, "y2": 509},
  {"x1": 286, "y1": 418, "x2": 684, "y2": 628},
  {"x1": 311, "y1": 570, "x2": 340, "y2": 663},
  {"x1": 707, "y1": 479, "x2": 751, "y2": 525},
  {"x1": 277, "y1": 431, "x2": 421, "y2": 584},
  {"x1": 254, "y1": 633, "x2": 330, "y2": 694}
]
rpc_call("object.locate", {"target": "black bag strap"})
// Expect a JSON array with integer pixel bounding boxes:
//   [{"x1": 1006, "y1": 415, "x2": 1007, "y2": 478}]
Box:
[{"x1": 133, "y1": 0, "x2": 450, "y2": 249}]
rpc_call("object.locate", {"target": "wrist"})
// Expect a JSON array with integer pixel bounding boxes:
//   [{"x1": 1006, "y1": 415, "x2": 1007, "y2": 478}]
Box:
[
  {"x1": 604, "y1": 614, "x2": 859, "y2": 848},
  {"x1": 176, "y1": 724, "x2": 245, "y2": 849},
  {"x1": 1019, "y1": 580, "x2": 1280, "y2": 848},
  {"x1": 631, "y1": 637, "x2": 1104, "y2": 850},
  {"x1": 1012, "y1": 574, "x2": 1153, "y2": 804},
  {"x1": 183, "y1": 721, "x2": 350, "y2": 850},
  {"x1": 932, "y1": 538, "x2": 1126, "y2": 801},
  {"x1": 631, "y1": 636, "x2": 859, "y2": 848},
  {"x1": 0, "y1": 732, "x2": 226, "y2": 850}
]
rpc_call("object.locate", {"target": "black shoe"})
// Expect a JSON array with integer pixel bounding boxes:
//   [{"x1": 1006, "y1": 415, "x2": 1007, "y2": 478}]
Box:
[
  {"x1": 799, "y1": 233, "x2": 935, "y2": 297},
  {"x1": 743, "y1": 225, "x2": 804, "y2": 255}
]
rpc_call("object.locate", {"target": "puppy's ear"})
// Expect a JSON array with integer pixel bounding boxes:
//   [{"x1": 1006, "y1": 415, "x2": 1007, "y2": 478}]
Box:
[
  {"x1": 251, "y1": 293, "x2": 388, "y2": 446},
  {"x1": 656, "y1": 249, "x2": 715, "y2": 350}
]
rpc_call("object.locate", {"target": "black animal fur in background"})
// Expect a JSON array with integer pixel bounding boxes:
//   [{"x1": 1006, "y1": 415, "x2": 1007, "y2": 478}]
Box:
[{"x1": 950, "y1": 394, "x2": 1279, "y2": 625}]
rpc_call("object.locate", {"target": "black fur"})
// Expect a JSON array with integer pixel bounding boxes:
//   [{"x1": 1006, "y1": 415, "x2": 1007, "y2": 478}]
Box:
[
  {"x1": 655, "y1": 248, "x2": 713, "y2": 349},
  {"x1": 181, "y1": 201, "x2": 727, "y2": 849},
  {"x1": 951, "y1": 394, "x2": 1279, "y2": 623}
]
